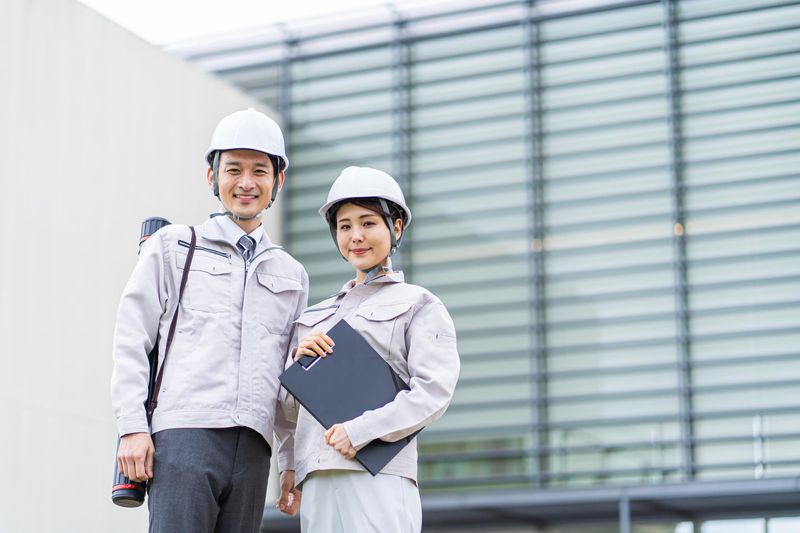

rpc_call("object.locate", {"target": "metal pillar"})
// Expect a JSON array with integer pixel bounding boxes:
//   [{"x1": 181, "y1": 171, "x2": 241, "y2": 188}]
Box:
[
  {"x1": 662, "y1": 0, "x2": 696, "y2": 480},
  {"x1": 390, "y1": 7, "x2": 413, "y2": 278},
  {"x1": 278, "y1": 25, "x2": 296, "y2": 250},
  {"x1": 522, "y1": 0, "x2": 549, "y2": 487},
  {"x1": 619, "y1": 493, "x2": 632, "y2": 533}
]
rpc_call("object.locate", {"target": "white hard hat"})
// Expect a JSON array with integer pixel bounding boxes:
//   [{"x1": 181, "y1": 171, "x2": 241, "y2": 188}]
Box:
[
  {"x1": 319, "y1": 166, "x2": 412, "y2": 226},
  {"x1": 205, "y1": 108, "x2": 289, "y2": 170}
]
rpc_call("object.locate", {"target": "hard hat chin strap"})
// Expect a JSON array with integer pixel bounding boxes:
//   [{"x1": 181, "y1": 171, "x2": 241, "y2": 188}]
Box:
[
  {"x1": 361, "y1": 257, "x2": 392, "y2": 285},
  {"x1": 378, "y1": 198, "x2": 399, "y2": 256},
  {"x1": 209, "y1": 209, "x2": 265, "y2": 222}
]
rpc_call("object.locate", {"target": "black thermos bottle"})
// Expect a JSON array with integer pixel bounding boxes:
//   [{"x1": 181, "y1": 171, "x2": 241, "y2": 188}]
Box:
[{"x1": 111, "y1": 216, "x2": 171, "y2": 507}]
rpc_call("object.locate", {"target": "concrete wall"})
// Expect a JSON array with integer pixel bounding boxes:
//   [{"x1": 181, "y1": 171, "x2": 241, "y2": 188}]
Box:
[{"x1": 0, "y1": 0, "x2": 284, "y2": 530}]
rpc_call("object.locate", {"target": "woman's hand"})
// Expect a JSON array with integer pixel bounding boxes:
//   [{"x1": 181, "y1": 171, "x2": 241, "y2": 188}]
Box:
[
  {"x1": 294, "y1": 330, "x2": 335, "y2": 361},
  {"x1": 324, "y1": 424, "x2": 357, "y2": 459}
]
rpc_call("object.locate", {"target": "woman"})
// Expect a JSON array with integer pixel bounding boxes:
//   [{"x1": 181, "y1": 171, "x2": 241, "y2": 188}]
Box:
[{"x1": 275, "y1": 166, "x2": 460, "y2": 532}]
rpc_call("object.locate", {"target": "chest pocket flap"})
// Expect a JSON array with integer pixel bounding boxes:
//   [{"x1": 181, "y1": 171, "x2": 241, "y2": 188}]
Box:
[
  {"x1": 257, "y1": 273, "x2": 303, "y2": 294},
  {"x1": 176, "y1": 253, "x2": 232, "y2": 276},
  {"x1": 355, "y1": 302, "x2": 414, "y2": 322},
  {"x1": 295, "y1": 306, "x2": 338, "y2": 327}
]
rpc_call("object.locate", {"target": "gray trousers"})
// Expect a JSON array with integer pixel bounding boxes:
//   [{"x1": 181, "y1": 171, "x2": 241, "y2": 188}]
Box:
[{"x1": 148, "y1": 427, "x2": 271, "y2": 533}]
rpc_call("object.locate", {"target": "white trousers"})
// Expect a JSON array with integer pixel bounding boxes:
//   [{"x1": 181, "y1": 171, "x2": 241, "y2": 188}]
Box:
[{"x1": 300, "y1": 470, "x2": 422, "y2": 533}]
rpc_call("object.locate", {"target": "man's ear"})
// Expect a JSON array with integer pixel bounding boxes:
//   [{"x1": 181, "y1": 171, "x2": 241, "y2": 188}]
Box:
[
  {"x1": 276, "y1": 170, "x2": 286, "y2": 192},
  {"x1": 207, "y1": 167, "x2": 214, "y2": 190}
]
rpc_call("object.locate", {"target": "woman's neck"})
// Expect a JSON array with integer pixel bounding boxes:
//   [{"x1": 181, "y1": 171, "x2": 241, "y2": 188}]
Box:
[{"x1": 355, "y1": 266, "x2": 392, "y2": 285}]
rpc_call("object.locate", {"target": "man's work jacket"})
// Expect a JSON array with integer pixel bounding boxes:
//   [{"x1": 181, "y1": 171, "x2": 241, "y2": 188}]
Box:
[{"x1": 111, "y1": 215, "x2": 308, "y2": 445}]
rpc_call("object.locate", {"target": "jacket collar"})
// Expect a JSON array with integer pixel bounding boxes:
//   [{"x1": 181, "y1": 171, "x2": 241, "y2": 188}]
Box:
[
  {"x1": 333, "y1": 270, "x2": 405, "y2": 297},
  {"x1": 199, "y1": 214, "x2": 271, "y2": 253}
]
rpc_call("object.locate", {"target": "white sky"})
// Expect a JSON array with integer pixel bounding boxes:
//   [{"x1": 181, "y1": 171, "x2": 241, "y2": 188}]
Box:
[{"x1": 78, "y1": 0, "x2": 435, "y2": 45}]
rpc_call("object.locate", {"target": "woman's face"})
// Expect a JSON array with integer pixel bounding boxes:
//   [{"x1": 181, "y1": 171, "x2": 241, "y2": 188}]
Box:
[{"x1": 335, "y1": 202, "x2": 402, "y2": 279}]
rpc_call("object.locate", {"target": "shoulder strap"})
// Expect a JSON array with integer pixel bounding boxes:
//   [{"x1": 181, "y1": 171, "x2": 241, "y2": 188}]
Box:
[{"x1": 146, "y1": 226, "x2": 196, "y2": 424}]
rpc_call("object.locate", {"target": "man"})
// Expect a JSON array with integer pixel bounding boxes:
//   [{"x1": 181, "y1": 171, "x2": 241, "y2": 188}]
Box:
[{"x1": 111, "y1": 108, "x2": 307, "y2": 532}]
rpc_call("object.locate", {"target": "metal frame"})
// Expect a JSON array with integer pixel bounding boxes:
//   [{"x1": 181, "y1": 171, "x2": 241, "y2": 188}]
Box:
[
  {"x1": 390, "y1": 6, "x2": 414, "y2": 278},
  {"x1": 522, "y1": 0, "x2": 549, "y2": 489},
  {"x1": 262, "y1": 477, "x2": 800, "y2": 531},
  {"x1": 662, "y1": 0, "x2": 695, "y2": 481},
  {"x1": 278, "y1": 24, "x2": 296, "y2": 250}
]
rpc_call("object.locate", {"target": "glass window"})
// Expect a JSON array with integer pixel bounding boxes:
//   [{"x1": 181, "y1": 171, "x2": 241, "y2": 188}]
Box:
[
  {"x1": 412, "y1": 92, "x2": 525, "y2": 130},
  {"x1": 543, "y1": 50, "x2": 666, "y2": 87},
  {"x1": 548, "y1": 292, "x2": 676, "y2": 324},
  {"x1": 545, "y1": 75, "x2": 666, "y2": 110},
  {"x1": 684, "y1": 101, "x2": 800, "y2": 139},
  {"x1": 692, "y1": 331, "x2": 800, "y2": 363},
  {"x1": 683, "y1": 77, "x2": 800, "y2": 115},
  {"x1": 694, "y1": 383, "x2": 800, "y2": 413},
  {"x1": 543, "y1": 26, "x2": 664, "y2": 64},
  {"x1": 550, "y1": 369, "x2": 678, "y2": 397},
  {"x1": 411, "y1": 26, "x2": 522, "y2": 62},
  {"x1": 682, "y1": 30, "x2": 800, "y2": 66},
  {"x1": 682, "y1": 55, "x2": 800, "y2": 91},
  {"x1": 686, "y1": 175, "x2": 800, "y2": 212},
  {"x1": 291, "y1": 67, "x2": 393, "y2": 101},
  {"x1": 541, "y1": 4, "x2": 662, "y2": 40},
  {"x1": 549, "y1": 342, "x2": 677, "y2": 374},
  {"x1": 412, "y1": 70, "x2": 524, "y2": 107},
  {"x1": 412, "y1": 115, "x2": 526, "y2": 150},
  {"x1": 413, "y1": 48, "x2": 524, "y2": 85},
  {"x1": 291, "y1": 90, "x2": 393, "y2": 122},
  {"x1": 544, "y1": 96, "x2": 669, "y2": 131},
  {"x1": 550, "y1": 394, "x2": 679, "y2": 423},
  {"x1": 291, "y1": 47, "x2": 392, "y2": 80},
  {"x1": 680, "y1": 4, "x2": 800, "y2": 42}
]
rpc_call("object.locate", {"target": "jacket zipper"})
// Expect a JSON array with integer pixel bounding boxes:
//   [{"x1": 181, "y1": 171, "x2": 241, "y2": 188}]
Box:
[
  {"x1": 301, "y1": 304, "x2": 339, "y2": 315},
  {"x1": 178, "y1": 240, "x2": 230, "y2": 259}
]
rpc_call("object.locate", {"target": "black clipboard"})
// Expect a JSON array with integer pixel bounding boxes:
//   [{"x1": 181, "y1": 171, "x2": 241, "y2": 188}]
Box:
[{"x1": 279, "y1": 319, "x2": 419, "y2": 475}]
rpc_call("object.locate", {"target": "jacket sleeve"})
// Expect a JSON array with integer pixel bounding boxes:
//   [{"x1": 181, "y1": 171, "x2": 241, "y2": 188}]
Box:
[
  {"x1": 109, "y1": 231, "x2": 170, "y2": 437},
  {"x1": 342, "y1": 297, "x2": 460, "y2": 448},
  {"x1": 273, "y1": 268, "x2": 308, "y2": 473}
]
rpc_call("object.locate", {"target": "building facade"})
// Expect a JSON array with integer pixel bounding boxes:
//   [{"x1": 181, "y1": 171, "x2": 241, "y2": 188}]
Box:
[{"x1": 171, "y1": 0, "x2": 800, "y2": 530}]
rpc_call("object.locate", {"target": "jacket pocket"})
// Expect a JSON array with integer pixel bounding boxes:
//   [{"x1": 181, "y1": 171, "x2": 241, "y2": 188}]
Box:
[
  {"x1": 354, "y1": 302, "x2": 414, "y2": 322},
  {"x1": 175, "y1": 252, "x2": 233, "y2": 313},
  {"x1": 295, "y1": 305, "x2": 338, "y2": 328},
  {"x1": 255, "y1": 272, "x2": 304, "y2": 334},
  {"x1": 351, "y1": 302, "x2": 414, "y2": 365}
]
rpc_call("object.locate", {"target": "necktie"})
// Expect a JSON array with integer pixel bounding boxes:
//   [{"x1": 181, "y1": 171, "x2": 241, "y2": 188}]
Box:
[{"x1": 237, "y1": 235, "x2": 256, "y2": 264}]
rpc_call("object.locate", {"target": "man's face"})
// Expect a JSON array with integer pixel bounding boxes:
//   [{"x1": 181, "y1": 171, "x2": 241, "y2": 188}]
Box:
[{"x1": 207, "y1": 149, "x2": 284, "y2": 220}]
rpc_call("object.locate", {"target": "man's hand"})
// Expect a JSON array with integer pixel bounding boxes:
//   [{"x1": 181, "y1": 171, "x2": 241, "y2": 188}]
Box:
[
  {"x1": 277, "y1": 470, "x2": 301, "y2": 516},
  {"x1": 294, "y1": 330, "x2": 335, "y2": 361},
  {"x1": 324, "y1": 424, "x2": 356, "y2": 460},
  {"x1": 117, "y1": 432, "x2": 155, "y2": 482}
]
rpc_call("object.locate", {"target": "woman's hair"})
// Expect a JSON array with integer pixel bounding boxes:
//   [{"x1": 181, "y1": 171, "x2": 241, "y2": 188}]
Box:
[{"x1": 328, "y1": 198, "x2": 405, "y2": 233}]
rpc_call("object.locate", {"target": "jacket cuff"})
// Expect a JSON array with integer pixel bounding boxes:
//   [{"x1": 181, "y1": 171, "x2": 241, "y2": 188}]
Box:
[
  {"x1": 117, "y1": 414, "x2": 150, "y2": 437},
  {"x1": 278, "y1": 450, "x2": 295, "y2": 473},
  {"x1": 342, "y1": 417, "x2": 372, "y2": 449}
]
